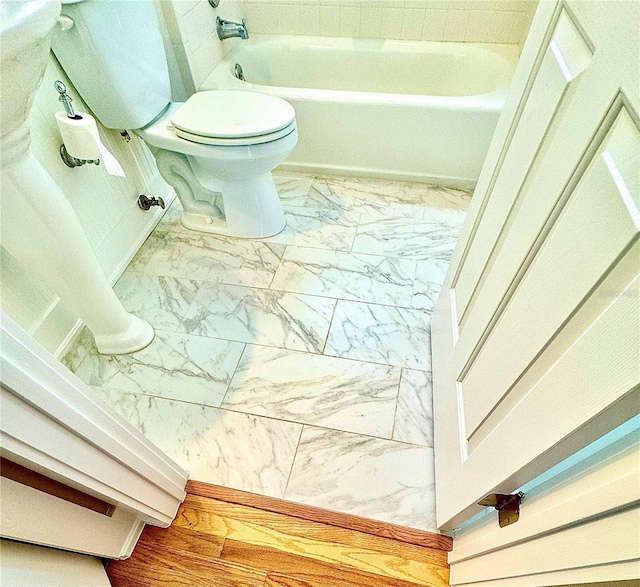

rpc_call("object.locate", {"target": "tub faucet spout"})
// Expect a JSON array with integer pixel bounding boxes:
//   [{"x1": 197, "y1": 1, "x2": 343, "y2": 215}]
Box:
[{"x1": 216, "y1": 17, "x2": 249, "y2": 40}]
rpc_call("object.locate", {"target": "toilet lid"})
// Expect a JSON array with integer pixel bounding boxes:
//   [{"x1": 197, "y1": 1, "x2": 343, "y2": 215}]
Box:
[{"x1": 172, "y1": 90, "x2": 296, "y2": 139}]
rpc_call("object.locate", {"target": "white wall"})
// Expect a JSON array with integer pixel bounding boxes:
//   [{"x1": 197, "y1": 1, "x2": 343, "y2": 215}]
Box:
[
  {"x1": 0, "y1": 540, "x2": 112, "y2": 587},
  {"x1": 0, "y1": 57, "x2": 172, "y2": 356},
  {"x1": 243, "y1": 0, "x2": 537, "y2": 47},
  {"x1": 163, "y1": 0, "x2": 247, "y2": 89}
]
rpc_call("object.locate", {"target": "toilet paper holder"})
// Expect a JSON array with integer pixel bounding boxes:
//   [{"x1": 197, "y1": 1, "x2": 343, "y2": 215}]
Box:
[
  {"x1": 55, "y1": 80, "x2": 101, "y2": 168},
  {"x1": 59, "y1": 144, "x2": 100, "y2": 168}
]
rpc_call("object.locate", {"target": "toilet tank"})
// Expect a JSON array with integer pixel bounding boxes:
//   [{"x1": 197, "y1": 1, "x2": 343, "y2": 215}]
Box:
[{"x1": 51, "y1": 0, "x2": 171, "y2": 130}]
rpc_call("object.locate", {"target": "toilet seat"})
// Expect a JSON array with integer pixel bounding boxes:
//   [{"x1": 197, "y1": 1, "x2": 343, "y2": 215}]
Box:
[
  {"x1": 174, "y1": 119, "x2": 297, "y2": 147},
  {"x1": 171, "y1": 90, "x2": 296, "y2": 146}
]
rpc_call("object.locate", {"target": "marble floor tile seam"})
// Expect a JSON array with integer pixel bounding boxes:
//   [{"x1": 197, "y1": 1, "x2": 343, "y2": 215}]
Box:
[
  {"x1": 155, "y1": 213, "x2": 361, "y2": 254},
  {"x1": 126, "y1": 239, "x2": 445, "y2": 315},
  {"x1": 277, "y1": 423, "x2": 438, "y2": 504},
  {"x1": 392, "y1": 368, "x2": 435, "y2": 448},
  {"x1": 321, "y1": 349, "x2": 431, "y2": 373},
  {"x1": 290, "y1": 291, "x2": 434, "y2": 317},
  {"x1": 270, "y1": 245, "x2": 450, "y2": 302},
  {"x1": 388, "y1": 379, "x2": 404, "y2": 443},
  {"x1": 213, "y1": 405, "x2": 429, "y2": 447},
  {"x1": 291, "y1": 421, "x2": 436, "y2": 450},
  {"x1": 131, "y1": 390, "x2": 311, "y2": 440},
  {"x1": 84, "y1": 348, "x2": 430, "y2": 440},
  {"x1": 149, "y1": 215, "x2": 452, "y2": 262},
  {"x1": 282, "y1": 423, "x2": 438, "y2": 499},
  {"x1": 149, "y1": 229, "x2": 450, "y2": 262},
  {"x1": 268, "y1": 254, "x2": 430, "y2": 312},
  {"x1": 289, "y1": 421, "x2": 431, "y2": 450},
  {"x1": 309, "y1": 177, "x2": 428, "y2": 202},
  {"x1": 141, "y1": 261, "x2": 431, "y2": 316},
  {"x1": 93, "y1": 335, "x2": 412, "y2": 441},
  {"x1": 123, "y1": 266, "x2": 282, "y2": 294},
  {"x1": 229, "y1": 340, "x2": 430, "y2": 381},
  {"x1": 158, "y1": 202, "x2": 454, "y2": 246},
  {"x1": 271, "y1": 243, "x2": 399, "y2": 263},
  {"x1": 178, "y1": 285, "x2": 336, "y2": 354},
  {"x1": 219, "y1": 342, "x2": 249, "y2": 407},
  {"x1": 320, "y1": 299, "x2": 339, "y2": 354},
  {"x1": 298, "y1": 198, "x2": 429, "y2": 223},
  {"x1": 119, "y1": 263, "x2": 424, "y2": 311},
  {"x1": 144, "y1": 321, "x2": 432, "y2": 373},
  {"x1": 348, "y1": 246, "x2": 458, "y2": 264},
  {"x1": 266, "y1": 251, "x2": 282, "y2": 290},
  {"x1": 164, "y1": 317, "x2": 434, "y2": 372},
  {"x1": 281, "y1": 423, "x2": 305, "y2": 499},
  {"x1": 98, "y1": 381, "x2": 410, "y2": 446},
  {"x1": 92, "y1": 379, "x2": 240, "y2": 411},
  {"x1": 270, "y1": 285, "x2": 437, "y2": 315},
  {"x1": 173, "y1": 324, "x2": 332, "y2": 357},
  {"x1": 223, "y1": 346, "x2": 402, "y2": 439}
]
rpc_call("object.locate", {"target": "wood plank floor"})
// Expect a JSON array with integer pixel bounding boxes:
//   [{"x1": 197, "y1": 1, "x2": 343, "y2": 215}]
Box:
[{"x1": 107, "y1": 482, "x2": 451, "y2": 587}]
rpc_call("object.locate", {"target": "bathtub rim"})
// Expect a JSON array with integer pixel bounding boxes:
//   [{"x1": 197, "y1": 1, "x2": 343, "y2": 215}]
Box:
[
  {"x1": 202, "y1": 34, "x2": 519, "y2": 108},
  {"x1": 200, "y1": 35, "x2": 518, "y2": 189}
]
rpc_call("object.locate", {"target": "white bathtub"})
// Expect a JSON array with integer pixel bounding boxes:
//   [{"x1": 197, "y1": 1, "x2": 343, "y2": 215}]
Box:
[{"x1": 202, "y1": 36, "x2": 518, "y2": 188}]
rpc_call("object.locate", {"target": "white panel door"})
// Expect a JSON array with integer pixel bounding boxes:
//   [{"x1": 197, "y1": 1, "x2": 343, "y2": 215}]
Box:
[{"x1": 432, "y1": 0, "x2": 640, "y2": 530}]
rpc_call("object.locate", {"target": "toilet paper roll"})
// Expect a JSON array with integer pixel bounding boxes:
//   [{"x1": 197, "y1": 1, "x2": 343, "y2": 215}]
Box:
[{"x1": 55, "y1": 111, "x2": 125, "y2": 177}]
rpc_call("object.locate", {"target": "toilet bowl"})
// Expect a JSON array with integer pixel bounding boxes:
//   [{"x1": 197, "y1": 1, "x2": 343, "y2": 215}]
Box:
[
  {"x1": 138, "y1": 91, "x2": 298, "y2": 238},
  {"x1": 50, "y1": 0, "x2": 297, "y2": 239}
]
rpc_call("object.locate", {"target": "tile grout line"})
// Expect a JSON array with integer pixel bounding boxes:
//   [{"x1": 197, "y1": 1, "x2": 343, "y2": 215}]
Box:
[
  {"x1": 148, "y1": 328, "x2": 432, "y2": 372},
  {"x1": 281, "y1": 423, "x2": 306, "y2": 501},
  {"x1": 174, "y1": 278, "x2": 205, "y2": 333},
  {"x1": 321, "y1": 298, "x2": 340, "y2": 355},
  {"x1": 126, "y1": 262, "x2": 443, "y2": 314},
  {"x1": 219, "y1": 342, "x2": 248, "y2": 408},
  {"x1": 94, "y1": 380, "x2": 426, "y2": 448},
  {"x1": 266, "y1": 243, "x2": 287, "y2": 291},
  {"x1": 390, "y1": 368, "x2": 405, "y2": 442}
]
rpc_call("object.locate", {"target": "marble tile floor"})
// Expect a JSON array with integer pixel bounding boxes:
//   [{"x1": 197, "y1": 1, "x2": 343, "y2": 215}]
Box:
[{"x1": 64, "y1": 172, "x2": 471, "y2": 533}]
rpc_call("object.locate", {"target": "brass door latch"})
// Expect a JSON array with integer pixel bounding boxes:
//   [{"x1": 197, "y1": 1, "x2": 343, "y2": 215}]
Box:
[{"x1": 478, "y1": 492, "x2": 525, "y2": 528}]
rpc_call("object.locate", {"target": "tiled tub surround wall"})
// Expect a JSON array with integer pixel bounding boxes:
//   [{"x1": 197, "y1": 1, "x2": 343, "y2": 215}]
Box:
[
  {"x1": 65, "y1": 172, "x2": 470, "y2": 532},
  {"x1": 243, "y1": 0, "x2": 537, "y2": 48},
  {"x1": 0, "y1": 57, "x2": 170, "y2": 355},
  {"x1": 162, "y1": 0, "x2": 247, "y2": 90}
]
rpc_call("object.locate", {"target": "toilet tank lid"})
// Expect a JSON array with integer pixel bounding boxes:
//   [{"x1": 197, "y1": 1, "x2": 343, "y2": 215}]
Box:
[{"x1": 172, "y1": 90, "x2": 296, "y2": 139}]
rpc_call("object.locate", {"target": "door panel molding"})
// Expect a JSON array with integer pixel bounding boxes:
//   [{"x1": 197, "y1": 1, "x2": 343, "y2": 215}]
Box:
[
  {"x1": 0, "y1": 312, "x2": 188, "y2": 537},
  {"x1": 460, "y1": 98, "x2": 640, "y2": 441},
  {"x1": 449, "y1": 1, "x2": 564, "y2": 312},
  {"x1": 433, "y1": 0, "x2": 640, "y2": 538},
  {"x1": 451, "y1": 3, "x2": 591, "y2": 332},
  {"x1": 449, "y1": 268, "x2": 640, "y2": 527},
  {"x1": 468, "y1": 242, "x2": 640, "y2": 453}
]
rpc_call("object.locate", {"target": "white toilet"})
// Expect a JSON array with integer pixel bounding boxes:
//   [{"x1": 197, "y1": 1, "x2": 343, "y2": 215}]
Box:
[{"x1": 51, "y1": 0, "x2": 296, "y2": 238}]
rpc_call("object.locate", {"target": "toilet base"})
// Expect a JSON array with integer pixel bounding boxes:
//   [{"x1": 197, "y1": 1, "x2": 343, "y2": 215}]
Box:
[
  {"x1": 180, "y1": 172, "x2": 287, "y2": 238},
  {"x1": 181, "y1": 211, "x2": 286, "y2": 238},
  {"x1": 152, "y1": 148, "x2": 289, "y2": 239}
]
